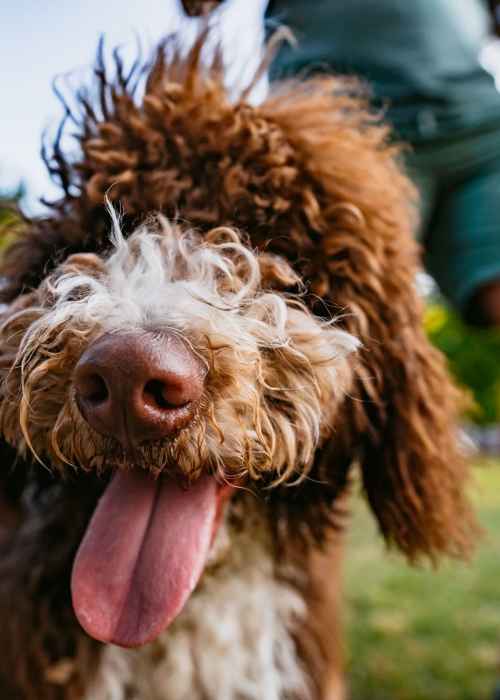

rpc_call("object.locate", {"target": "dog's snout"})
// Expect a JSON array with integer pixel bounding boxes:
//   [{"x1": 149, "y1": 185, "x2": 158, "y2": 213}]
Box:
[{"x1": 74, "y1": 332, "x2": 205, "y2": 446}]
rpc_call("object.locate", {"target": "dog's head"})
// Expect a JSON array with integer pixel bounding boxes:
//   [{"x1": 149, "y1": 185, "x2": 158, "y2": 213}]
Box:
[
  {"x1": 0, "y1": 35, "x2": 477, "y2": 651},
  {"x1": 0, "y1": 209, "x2": 357, "y2": 646}
]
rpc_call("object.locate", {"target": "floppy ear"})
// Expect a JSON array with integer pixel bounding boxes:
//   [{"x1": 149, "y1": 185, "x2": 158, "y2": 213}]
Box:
[{"x1": 259, "y1": 79, "x2": 477, "y2": 561}]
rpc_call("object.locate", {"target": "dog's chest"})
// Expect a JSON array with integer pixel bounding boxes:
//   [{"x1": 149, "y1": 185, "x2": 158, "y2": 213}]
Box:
[{"x1": 83, "y1": 504, "x2": 312, "y2": 700}]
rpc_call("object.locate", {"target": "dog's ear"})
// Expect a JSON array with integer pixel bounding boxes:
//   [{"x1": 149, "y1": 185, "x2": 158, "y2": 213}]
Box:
[{"x1": 260, "y1": 78, "x2": 477, "y2": 561}]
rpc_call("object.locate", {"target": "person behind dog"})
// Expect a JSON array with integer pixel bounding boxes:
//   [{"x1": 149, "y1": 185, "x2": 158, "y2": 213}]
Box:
[{"x1": 263, "y1": 0, "x2": 500, "y2": 329}]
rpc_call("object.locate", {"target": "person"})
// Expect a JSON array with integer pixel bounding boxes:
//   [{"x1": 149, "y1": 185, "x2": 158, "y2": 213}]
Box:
[{"x1": 265, "y1": 0, "x2": 500, "y2": 328}]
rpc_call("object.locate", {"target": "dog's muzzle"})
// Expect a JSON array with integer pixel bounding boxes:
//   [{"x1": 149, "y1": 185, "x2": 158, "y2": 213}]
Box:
[{"x1": 74, "y1": 331, "x2": 206, "y2": 447}]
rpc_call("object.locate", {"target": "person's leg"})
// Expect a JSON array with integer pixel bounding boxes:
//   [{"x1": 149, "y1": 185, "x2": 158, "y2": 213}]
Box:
[
  {"x1": 423, "y1": 162, "x2": 500, "y2": 328},
  {"x1": 405, "y1": 166, "x2": 439, "y2": 243}
]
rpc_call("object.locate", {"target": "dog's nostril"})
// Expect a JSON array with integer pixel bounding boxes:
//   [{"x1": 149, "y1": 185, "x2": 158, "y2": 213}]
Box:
[
  {"x1": 143, "y1": 379, "x2": 189, "y2": 410},
  {"x1": 78, "y1": 373, "x2": 109, "y2": 405}
]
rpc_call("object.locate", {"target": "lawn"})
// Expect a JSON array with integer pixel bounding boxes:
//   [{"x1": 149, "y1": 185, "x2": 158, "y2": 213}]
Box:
[{"x1": 344, "y1": 461, "x2": 500, "y2": 700}]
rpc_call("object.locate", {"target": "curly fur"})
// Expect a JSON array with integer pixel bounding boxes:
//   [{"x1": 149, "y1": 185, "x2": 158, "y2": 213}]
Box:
[
  {"x1": 0, "y1": 213, "x2": 356, "y2": 487},
  {"x1": 0, "y1": 29, "x2": 478, "y2": 700}
]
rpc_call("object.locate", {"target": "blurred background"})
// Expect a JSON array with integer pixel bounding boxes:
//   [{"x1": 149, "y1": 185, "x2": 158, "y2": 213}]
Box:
[{"x1": 2, "y1": 1, "x2": 500, "y2": 698}]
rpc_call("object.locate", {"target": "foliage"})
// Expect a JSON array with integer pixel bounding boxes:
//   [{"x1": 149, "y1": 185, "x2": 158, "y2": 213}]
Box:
[
  {"x1": 0, "y1": 199, "x2": 16, "y2": 226},
  {"x1": 345, "y1": 463, "x2": 500, "y2": 700},
  {"x1": 0, "y1": 188, "x2": 23, "y2": 251},
  {"x1": 425, "y1": 302, "x2": 500, "y2": 425}
]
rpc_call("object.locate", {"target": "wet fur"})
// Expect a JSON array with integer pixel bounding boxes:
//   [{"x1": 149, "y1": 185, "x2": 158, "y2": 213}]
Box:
[{"x1": 0, "y1": 32, "x2": 477, "y2": 700}]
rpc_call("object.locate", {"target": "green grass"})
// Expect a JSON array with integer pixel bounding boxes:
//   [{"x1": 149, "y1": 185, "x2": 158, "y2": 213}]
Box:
[{"x1": 344, "y1": 462, "x2": 500, "y2": 700}]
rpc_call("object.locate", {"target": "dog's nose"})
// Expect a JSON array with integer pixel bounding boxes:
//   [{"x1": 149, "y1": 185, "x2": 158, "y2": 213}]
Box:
[{"x1": 74, "y1": 332, "x2": 205, "y2": 446}]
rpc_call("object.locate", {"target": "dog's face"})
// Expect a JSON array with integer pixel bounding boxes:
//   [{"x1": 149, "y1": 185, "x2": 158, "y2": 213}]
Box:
[{"x1": 0, "y1": 212, "x2": 357, "y2": 647}]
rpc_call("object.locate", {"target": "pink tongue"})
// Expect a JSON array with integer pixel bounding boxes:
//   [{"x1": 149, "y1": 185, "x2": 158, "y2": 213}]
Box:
[{"x1": 71, "y1": 470, "x2": 218, "y2": 648}]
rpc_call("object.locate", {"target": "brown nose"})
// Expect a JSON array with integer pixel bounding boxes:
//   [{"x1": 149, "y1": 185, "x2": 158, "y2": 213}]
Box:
[{"x1": 74, "y1": 331, "x2": 206, "y2": 447}]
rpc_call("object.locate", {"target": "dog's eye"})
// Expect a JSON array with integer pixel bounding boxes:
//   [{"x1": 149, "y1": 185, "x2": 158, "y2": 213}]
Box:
[
  {"x1": 63, "y1": 284, "x2": 92, "y2": 302},
  {"x1": 44, "y1": 280, "x2": 93, "y2": 306}
]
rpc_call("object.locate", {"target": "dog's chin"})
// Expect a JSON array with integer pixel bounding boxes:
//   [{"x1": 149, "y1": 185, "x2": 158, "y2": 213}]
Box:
[{"x1": 71, "y1": 467, "x2": 233, "y2": 648}]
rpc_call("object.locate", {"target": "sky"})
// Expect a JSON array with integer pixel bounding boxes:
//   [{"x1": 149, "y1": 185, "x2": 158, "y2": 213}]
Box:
[{"x1": 0, "y1": 0, "x2": 267, "y2": 213}]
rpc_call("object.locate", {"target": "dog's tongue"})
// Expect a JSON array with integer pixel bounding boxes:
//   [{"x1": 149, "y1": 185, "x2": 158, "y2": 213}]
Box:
[{"x1": 71, "y1": 470, "x2": 218, "y2": 648}]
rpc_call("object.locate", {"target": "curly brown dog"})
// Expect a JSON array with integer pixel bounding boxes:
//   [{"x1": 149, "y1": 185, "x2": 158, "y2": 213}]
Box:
[{"x1": 0, "y1": 28, "x2": 476, "y2": 700}]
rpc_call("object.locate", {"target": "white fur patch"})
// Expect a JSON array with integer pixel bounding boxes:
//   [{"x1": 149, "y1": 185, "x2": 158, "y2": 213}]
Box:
[
  {"x1": 84, "y1": 499, "x2": 311, "y2": 700},
  {"x1": 48, "y1": 211, "x2": 358, "y2": 361}
]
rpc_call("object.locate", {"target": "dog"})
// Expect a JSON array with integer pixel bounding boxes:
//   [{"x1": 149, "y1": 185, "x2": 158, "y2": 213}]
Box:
[{"x1": 0, "y1": 28, "x2": 477, "y2": 700}]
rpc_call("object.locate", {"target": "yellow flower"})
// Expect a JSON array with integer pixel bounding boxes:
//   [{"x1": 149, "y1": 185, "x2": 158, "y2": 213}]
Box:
[{"x1": 424, "y1": 304, "x2": 448, "y2": 334}]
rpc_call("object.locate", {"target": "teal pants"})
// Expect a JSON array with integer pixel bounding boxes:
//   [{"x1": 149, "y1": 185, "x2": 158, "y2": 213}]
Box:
[{"x1": 407, "y1": 123, "x2": 500, "y2": 313}]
